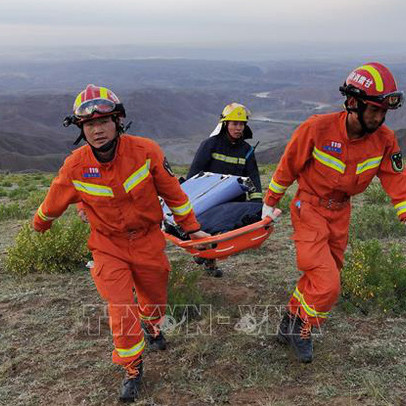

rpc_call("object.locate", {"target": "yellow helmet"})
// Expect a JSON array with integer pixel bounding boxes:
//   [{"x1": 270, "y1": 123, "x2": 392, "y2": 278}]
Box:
[{"x1": 220, "y1": 103, "x2": 250, "y2": 122}]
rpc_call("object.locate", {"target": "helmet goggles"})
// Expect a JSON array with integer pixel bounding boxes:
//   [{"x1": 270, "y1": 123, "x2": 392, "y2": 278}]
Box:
[
  {"x1": 74, "y1": 98, "x2": 116, "y2": 119},
  {"x1": 341, "y1": 84, "x2": 404, "y2": 110},
  {"x1": 364, "y1": 91, "x2": 404, "y2": 110}
]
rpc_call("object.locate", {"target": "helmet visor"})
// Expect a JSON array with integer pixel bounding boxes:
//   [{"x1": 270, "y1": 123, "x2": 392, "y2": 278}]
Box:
[
  {"x1": 74, "y1": 98, "x2": 116, "y2": 118},
  {"x1": 366, "y1": 91, "x2": 404, "y2": 110}
]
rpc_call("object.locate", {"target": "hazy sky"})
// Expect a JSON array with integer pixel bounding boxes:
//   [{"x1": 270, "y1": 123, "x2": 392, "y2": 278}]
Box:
[{"x1": 0, "y1": 0, "x2": 405, "y2": 52}]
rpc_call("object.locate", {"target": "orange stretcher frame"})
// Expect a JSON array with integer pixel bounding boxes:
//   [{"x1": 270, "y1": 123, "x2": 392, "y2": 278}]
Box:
[{"x1": 164, "y1": 209, "x2": 281, "y2": 260}]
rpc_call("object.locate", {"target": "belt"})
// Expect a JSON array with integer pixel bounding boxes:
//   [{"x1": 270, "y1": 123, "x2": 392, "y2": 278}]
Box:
[
  {"x1": 95, "y1": 226, "x2": 151, "y2": 239},
  {"x1": 297, "y1": 190, "x2": 350, "y2": 211}
]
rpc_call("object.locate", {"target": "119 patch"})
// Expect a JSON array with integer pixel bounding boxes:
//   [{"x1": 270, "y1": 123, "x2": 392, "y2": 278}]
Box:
[{"x1": 391, "y1": 152, "x2": 404, "y2": 172}]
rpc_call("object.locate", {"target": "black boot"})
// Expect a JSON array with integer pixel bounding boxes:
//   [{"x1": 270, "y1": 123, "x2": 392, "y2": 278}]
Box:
[
  {"x1": 146, "y1": 330, "x2": 167, "y2": 351},
  {"x1": 204, "y1": 259, "x2": 223, "y2": 278},
  {"x1": 119, "y1": 358, "x2": 143, "y2": 403},
  {"x1": 277, "y1": 312, "x2": 313, "y2": 363},
  {"x1": 142, "y1": 323, "x2": 167, "y2": 351}
]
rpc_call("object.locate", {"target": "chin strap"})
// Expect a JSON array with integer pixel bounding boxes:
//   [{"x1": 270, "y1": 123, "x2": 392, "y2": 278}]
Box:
[
  {"x1": 345, "y1": 99, "x2": 384, "y2": 135},
  {"x1": 92, "y1": 138, "x2": 118, "y2": 153},
  {"x1": 90, "y1": 137, "x2": 118, "y2": 162}
]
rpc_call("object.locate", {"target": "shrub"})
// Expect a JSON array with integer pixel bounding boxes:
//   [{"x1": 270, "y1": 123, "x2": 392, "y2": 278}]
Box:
[
  {"x1": 26, "y1": 184, "x2": 39, "y2": 192},
  {"x1": 0, "y1": 181, "x2": 12, "y2": 187},
  {"x1": 171, "y1": 165, "x2": 189, "y2": 177},
  {"x1": 363, "y1": 183, "x2": 390, "y2": 205},
  {"x1": 278, "y1": 192, "x2": 293, "y2": 212},
  {"x1": 0, "y1": 203, "x2": 30, "y2": 221},
  {"x1": 342, "y1": 239, "x2": 406, "y2": 314},
  {"x1": 24, "y1": 189, "x2": 48, "y2": 211},
  {"x1": 167, "y1": 258, "x2": 204, "y2": 318},
  {"x1": 350, "y1": 204, "x2": 406, "y2": 241},
  {"x1": 5, "y1": 216, "x2": 91, "y2": 275},
  {"x1": 41, "y1": 174, "x2": 54, "y2": 187},
  {"x1": 259, "y1": 163, "x2": 277, "y2": 175},
  {"x1": 8, "y1": 188, "x2": 30, "y2": 201}
]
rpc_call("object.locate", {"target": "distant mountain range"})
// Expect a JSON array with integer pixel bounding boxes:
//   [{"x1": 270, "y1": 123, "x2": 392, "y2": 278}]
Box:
[{"x1": 1, "y1": 58, "x2": 406, "y2": 171}]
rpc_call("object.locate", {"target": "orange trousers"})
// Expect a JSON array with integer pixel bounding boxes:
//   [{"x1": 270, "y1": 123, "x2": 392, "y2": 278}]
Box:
[
  {"x1": 287, "y1": 192, "x2": 351, "y2": 327},
  {"x1": 89, "y1": 225, "x2": 170, "y2": 366}
]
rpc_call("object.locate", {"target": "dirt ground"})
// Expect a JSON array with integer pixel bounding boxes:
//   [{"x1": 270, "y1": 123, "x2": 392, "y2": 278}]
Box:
[{"x1": 1, "y1": 177, "x2": 406, "y2": 405}]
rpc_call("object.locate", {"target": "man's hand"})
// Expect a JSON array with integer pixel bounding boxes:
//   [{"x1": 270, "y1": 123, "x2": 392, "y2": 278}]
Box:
[
  {"x1": 189, "y1": 230, "x2": 211, "y2": 239},
  {"x1": 189, "y1": 230, "x2": 211, "y2": 250},
  {"x1": 32, "y1": 220, "x2": 51, "y2": 233},
  {"x1": 261, "y1": 204, "x2": 277, "y2": 220}
]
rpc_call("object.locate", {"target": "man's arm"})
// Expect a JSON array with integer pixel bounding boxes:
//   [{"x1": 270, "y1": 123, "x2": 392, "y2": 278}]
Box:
[
  {"x1": 33, "y1": 164, "x2": 81, "y2": 232},
  {"x1": 187, "y1": 139, "x2": 212, "y2": 179},
  {"x1": 150, "y1": 142, "x2": 201, "y2": 234},
  {"x1": 377, "y1": 135, "x2": 406, "y2": 222},
  {"x1": 264, "y1": 120, "x2": 315, "y2": 207},
  {"x1": 245, "y1": 152, "x2": 262, "y2": 201}
]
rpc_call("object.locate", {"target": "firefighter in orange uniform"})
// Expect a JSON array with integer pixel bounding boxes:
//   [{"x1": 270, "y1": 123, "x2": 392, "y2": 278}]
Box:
[
  {"x1": 262, "y1": 62, "x2": 406, "y2": 363},
  {"x1": 32, "y1": 84, "x2": 208, "y2": 402}
]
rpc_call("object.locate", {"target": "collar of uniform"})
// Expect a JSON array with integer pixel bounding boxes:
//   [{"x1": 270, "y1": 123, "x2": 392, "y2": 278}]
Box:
[
  {"x1": 341, "y1": 110, "x2": 366, "y2": 144},
  {"x1": 341, "y1": 110, "x2": 388, "y2": 144},
  {"x1": 340, "y1": 110, "x2": 350, "y2": 142},
  {"x1": 222, "y1": 133, "x2": 244, "y2": 146}
]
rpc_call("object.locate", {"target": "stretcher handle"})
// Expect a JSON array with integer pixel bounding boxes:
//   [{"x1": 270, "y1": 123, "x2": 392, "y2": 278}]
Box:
[{"x1": 168, "y1": 208, "x2": 282, "y2": 249}]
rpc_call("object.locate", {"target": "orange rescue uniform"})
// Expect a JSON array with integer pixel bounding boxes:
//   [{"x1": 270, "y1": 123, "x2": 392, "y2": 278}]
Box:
[
  {"x1": 33, "y1": 134, "x2": 200, "y2": 365},
  {"x1": 265, "y1": 111, "x2": 406, "y2": 326}
]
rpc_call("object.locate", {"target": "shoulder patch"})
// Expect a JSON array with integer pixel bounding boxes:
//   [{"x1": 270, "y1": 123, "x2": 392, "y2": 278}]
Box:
[
  {"x1": 391, "y1": 152, "x2": 404, "y2": 172},
  {"x1": 163, "y1": 157, "x2": 175, "y2": 177}
]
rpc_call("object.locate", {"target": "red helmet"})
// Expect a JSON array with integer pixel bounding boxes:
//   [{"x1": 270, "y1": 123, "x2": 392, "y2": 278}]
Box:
[
  {"x1": 340, "y1": 62, "x2": 403, "y2": 109},
  {"x1": 72, "y1": 84, "x2": 126, "y2": 124}
]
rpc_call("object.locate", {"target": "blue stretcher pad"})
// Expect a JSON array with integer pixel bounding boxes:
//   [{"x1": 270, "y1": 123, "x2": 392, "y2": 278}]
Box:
[{"x1": 162, "y1": 172, "x2": 250, "y2": 225}]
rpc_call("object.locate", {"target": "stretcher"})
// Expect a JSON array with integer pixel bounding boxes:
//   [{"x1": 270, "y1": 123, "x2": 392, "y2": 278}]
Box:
[
  {"x1": 162, "y1": 172, "x2": 252, "y2": 225},
  {"x1": 164, "y1": 211, "x2": 281, "y2": 260},
  {"x1": 162, "y1": 172, "x2": 281, "y2": 259}
]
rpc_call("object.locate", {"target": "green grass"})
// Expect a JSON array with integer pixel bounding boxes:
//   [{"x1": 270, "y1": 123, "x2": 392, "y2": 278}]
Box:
[
  {"x1": 363, "y1": 183, "x2": 390, "y2": 205},
  {"x1": 0, "y1": 202, "x2": 30, "y2": 221},
  {"x1": 350, "y1": 204, "x2": 406, "y2": 240}
]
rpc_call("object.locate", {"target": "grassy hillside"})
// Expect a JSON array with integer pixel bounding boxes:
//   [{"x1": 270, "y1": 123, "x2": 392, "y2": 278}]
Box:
[{"x1": 0, "y1": 169, "x2": 405, "y2": 406}]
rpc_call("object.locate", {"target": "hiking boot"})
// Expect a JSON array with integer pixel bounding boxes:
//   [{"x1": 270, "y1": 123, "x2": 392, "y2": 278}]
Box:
[
  {"x1": 146, "y1": 330, "x2": 167, "y2": 351},
  {"x1": 277, "y1": 312, "x2": 313, "y2": 363},
  {"x1": 204, "y1": 259, "x2": 223, "y2": 278},
  {"x1": 119, "y1": 358, "x2": 143, "y2": 403}
]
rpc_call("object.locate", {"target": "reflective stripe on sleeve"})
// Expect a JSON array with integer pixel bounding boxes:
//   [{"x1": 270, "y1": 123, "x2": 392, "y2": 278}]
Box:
[
  {"x1": 37, "y1": 204, "x2": 56, "y2": 222},
  {"x1": 268, "y1": 178, "x2": 287, "y2": 194},
  {"x1": 394, "y1": 201, "x2": 406, "y2": 217},
  {"x1": 169, "y1": 200, "x2": 193, "y2": 216},
  {"x1": 249, "y1": 192, "x2": 263, "y2": 199}
]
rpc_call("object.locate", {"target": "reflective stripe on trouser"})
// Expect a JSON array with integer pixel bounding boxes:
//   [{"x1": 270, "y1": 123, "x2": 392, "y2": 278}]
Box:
[
  {"x1": 89, "y1": 225, "x2": 170, "y2": 365},
  {"x1": 287, "y1": 194, "x2": 351, "y2": 327}
]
